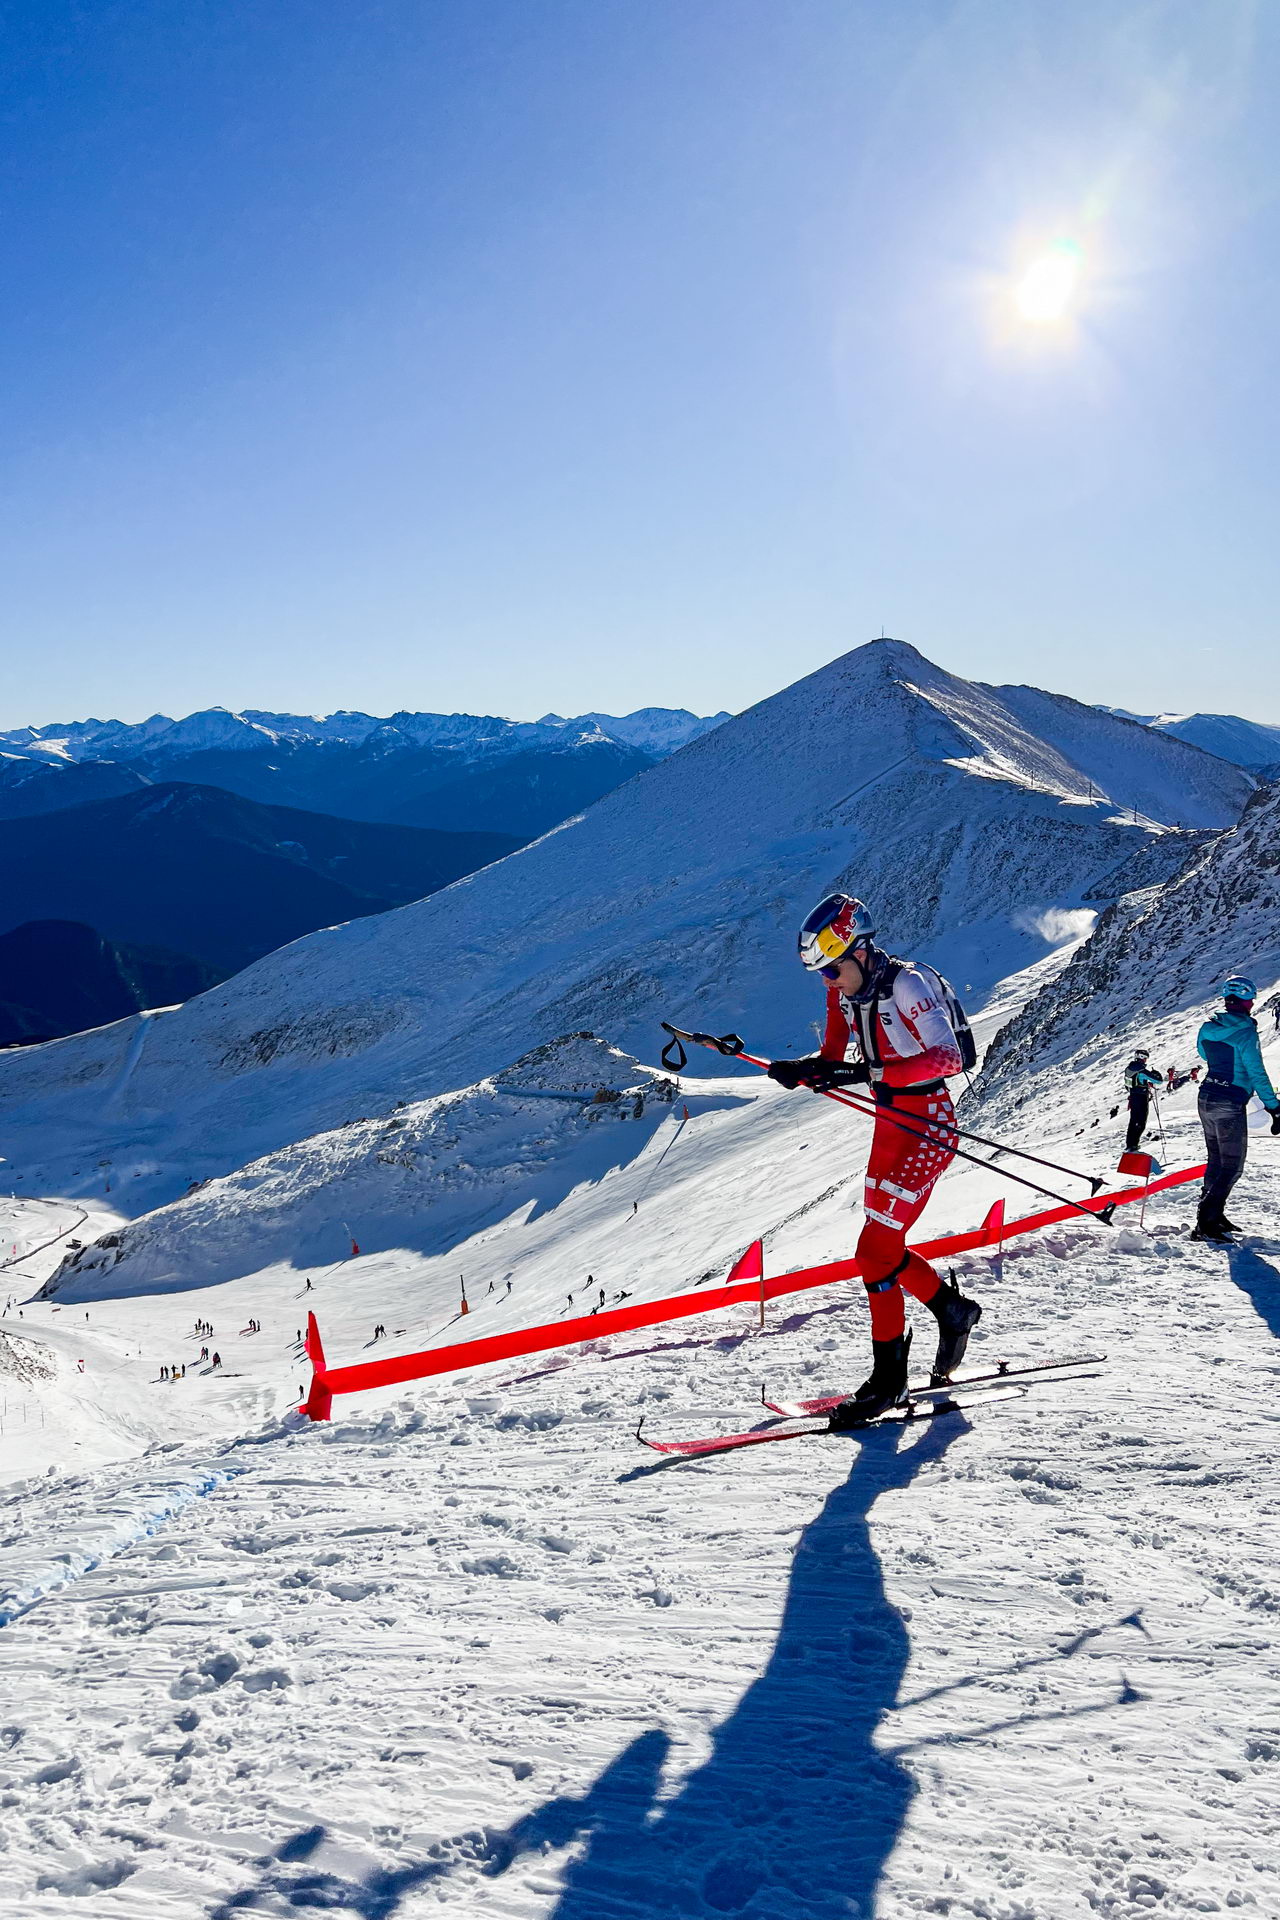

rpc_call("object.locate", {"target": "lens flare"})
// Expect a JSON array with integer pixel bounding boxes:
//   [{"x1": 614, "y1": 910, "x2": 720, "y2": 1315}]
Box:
[{"x1": 1014, "y1": 238, "x2": 1083, "y2": 324}]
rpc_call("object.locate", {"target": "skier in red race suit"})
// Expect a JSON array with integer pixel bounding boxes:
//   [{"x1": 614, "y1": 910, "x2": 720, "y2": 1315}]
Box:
[{"x1": 767, "y1": 893, "x2": 982, "y2": 1426}]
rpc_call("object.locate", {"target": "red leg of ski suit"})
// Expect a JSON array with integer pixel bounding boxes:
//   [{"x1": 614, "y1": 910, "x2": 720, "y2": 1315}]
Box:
[{"x1": 855, "y1": 1088, "x2": 956, "y2": 1339}]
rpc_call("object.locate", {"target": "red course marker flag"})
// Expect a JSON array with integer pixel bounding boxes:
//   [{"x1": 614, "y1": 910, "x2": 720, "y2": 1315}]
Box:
[
  {"x1": 727, "y1": 1240, "x2": 763, "y2": 1284},
  {"x1": 727, "y1": 1237, "x2": 766, "y2": 1328}
]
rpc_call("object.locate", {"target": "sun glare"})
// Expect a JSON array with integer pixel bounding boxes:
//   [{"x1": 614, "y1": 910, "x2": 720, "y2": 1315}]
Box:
[{"x1": 1014, "y1": 238, "x2": 1083, "y2": 325}]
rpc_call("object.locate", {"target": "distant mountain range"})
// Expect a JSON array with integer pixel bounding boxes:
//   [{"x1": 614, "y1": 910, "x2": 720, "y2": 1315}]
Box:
[
  {"x1": 1097, "y1": 706, "x2": 1280, "y2": 772},
  {"x1": 0, "y1": 784, "x2": 518, "y2": 978},
  {"x1": 0, "y1": 921, "x2": 220, "y2": 1047},
  {"x1": 0, "y1": 703, "x2": 729, "y2": 1041},
  {"x1": 0, "y1": 705, "x2": 730, "y2": 838}
]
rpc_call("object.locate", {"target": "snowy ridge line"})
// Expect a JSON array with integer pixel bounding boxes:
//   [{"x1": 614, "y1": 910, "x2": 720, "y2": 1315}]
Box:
[
  {"x1": 301, "y1": 1161, "x2": 1206, "y2": 1417},
  {"x1": 0, "y1": 1463, "x2": 244, "y2": 1629}
]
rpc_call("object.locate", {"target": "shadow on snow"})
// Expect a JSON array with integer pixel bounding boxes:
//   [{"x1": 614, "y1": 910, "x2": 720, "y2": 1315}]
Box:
[
  {"x1": 1225, "y1": 1240, "x2": 1280, "y2": 1339},
  {"x1": 212, "y1": 1417, "x2": 960, "y2": 1919}
]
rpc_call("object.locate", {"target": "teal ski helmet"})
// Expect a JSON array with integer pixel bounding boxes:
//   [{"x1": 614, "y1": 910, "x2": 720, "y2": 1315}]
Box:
[{"x1": 1220, "y1": 975, "x2": 1257, "y2": 1001}]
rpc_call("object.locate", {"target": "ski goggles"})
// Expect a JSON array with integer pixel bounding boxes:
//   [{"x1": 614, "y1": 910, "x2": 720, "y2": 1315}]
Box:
[{"x1": 798, "y1": 894, "x2": 875, "y2": 973}]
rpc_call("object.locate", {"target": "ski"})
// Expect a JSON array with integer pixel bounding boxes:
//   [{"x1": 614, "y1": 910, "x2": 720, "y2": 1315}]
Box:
[
  {"x1": 761, "y1": 1352, "x2": 1106, "y2": 1419},
  {"x1": 636, "y1": 1385, "x2": 1023, "y2": 1457}
]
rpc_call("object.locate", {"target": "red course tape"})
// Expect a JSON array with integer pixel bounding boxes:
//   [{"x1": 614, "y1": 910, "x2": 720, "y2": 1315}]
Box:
[{"x1": 301, "y1": 1162, "x2": 1205, "y2": 1417}]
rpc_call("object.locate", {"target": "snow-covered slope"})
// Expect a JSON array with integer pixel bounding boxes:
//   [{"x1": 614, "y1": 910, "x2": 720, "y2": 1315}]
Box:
[
  {"x1": 974, "y1": 781, "x2": 1280, "y2": 1118},
  {"x1": 0, "y1": 640, "x2": 1253, "y2": 1217},
  {"x1": 1099, "y1": 706, "x2": 1280, "y2": 774},
  {"x1": 47, "y1": 1035, "x2": 684, "y2": 1299}
]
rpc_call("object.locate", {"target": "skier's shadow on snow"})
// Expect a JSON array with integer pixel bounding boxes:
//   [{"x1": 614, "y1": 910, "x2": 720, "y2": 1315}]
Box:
[
  {"x1": 484, "y1": 1416, "x2": 963, "y2": 1920},
  {"x1": 1225, "y1": 1242, "x2": 1280, "y2": 1339}
]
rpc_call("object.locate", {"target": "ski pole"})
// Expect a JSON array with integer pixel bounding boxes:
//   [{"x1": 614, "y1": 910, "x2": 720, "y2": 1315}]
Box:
[
  {"x1": 660, "y1": 1023, "x2": 1105, "y2": 1189},
  {"x1": 660, "y1": 1024, "x2": 1117, "y2": 1225}
]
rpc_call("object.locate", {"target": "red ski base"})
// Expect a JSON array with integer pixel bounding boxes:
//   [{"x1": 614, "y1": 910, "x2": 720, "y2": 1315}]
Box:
[
  {"x1": 637, "y1": 1353, "x2": 1106, "y2": 1458},
  {"x1": 635, "y1": 1386, "x2": 1022, "y2": 1458}
]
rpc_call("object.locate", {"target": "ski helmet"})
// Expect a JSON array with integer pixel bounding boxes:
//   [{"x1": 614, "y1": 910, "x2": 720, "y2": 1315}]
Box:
[
  {"x1": 1133, "y1": 1049, "x2": 1149, "y2": 1060},
  {"x1": 798, "y1": 893, "x2": 876, "y2": 972},
  {"x1": 1220, "y1": 974, "x2": 1257, "y2": 1002}
]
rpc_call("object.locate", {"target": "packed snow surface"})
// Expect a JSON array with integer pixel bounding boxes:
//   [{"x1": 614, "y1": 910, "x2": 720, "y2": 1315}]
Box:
[{"x1": 2, "y1": 1035, "x2": 1279, "y2": 1919}]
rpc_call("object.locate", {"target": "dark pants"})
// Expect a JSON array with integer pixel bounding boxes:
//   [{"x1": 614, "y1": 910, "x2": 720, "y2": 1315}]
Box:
[
  {"x1": 1125, "y1": 1090, "x2": 1151, "y2": 1153},
  {"x1": 1197, "y1": 1085, "x2": 1248, "y2": 1227}
]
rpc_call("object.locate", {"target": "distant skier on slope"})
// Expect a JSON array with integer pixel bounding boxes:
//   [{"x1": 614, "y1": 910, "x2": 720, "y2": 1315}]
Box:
[
  {"x1": 1123, "y1": 1050, "x2": 1163, "y2": 1152},
  {"x1": 1192, "y1": 975, "x2": 1280, "y2": 1242},
  {"x1": 766, "y1": 893, "x2": 981, "y2": 1425}
]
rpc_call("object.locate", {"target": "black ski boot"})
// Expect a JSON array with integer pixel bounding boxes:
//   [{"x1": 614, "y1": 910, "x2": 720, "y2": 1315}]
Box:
[
  {"x1": 925, "y1": 1273, "x2": 982, "y2": 1384},
  {"x1": 828, "y1": 1329, "x2": 912, "y2": 1431},
  {"x1": 1192, "y1": 1201, "x2": 1235, "y2": 1243}
]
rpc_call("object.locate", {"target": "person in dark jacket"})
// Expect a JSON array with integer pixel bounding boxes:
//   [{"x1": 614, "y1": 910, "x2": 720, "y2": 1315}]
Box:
[
  {"x1": 1193, "y1": 975, "x2": 1280, "y2": 1242},
  {"x1": 1123, "y1": 1050, "x2": 1163, "y2": 1152}
]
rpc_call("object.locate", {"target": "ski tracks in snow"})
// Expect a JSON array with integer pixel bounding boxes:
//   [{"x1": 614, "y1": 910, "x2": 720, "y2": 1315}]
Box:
[{"x1": 1, "y1": 1180, "x2": 1279, "y2": 1919}]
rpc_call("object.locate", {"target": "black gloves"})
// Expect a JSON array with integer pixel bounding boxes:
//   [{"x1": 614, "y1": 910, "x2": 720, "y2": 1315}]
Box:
[
  {"x1": 767, "y1": 1056, "x2": 870, "y2": 1092},
  {"x1": 1271, "y1": 1109, "x2": 1280, "y2": 1135},
  {"x1": 822, "y1": 1059, "x2": 871, "y2": 1090}
]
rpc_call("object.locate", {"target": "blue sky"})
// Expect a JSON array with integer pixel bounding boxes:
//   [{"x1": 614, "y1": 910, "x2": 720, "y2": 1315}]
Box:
[{"x1": 2, "y1": 1, "x2": 1277, "y2": 726}]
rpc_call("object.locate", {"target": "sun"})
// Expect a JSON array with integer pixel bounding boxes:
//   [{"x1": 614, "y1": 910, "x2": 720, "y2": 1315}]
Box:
[{"x1": 1014, "y1": 238, "x2": 1084, "y2": 325}]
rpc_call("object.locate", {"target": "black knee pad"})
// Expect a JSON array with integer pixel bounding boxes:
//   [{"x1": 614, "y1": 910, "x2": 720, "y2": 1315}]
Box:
[{"x1": 863, "y1": 1253, "x2": 909, "y2": 1295}]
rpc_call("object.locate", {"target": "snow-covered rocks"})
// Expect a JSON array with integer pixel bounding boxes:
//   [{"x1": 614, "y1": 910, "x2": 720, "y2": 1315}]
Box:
[
  {"x1": 975, "y1": 780, "x2": 1280, "y2": 1119},
  {"x1": 42, "y1": 1037, "x2": 676, "y2": 1300}
]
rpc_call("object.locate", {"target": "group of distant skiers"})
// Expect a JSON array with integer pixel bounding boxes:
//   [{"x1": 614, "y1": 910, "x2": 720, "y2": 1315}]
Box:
[
  {"x1": 162, "y1": 1350, "x2": 220, "y2": 1377},
  {"x1": 1121, "y1": 975, "x2": 1280, "y2": 1242},
  {"x1": 763, "y1": 892, "x2": 1279, "y2": 1426}
]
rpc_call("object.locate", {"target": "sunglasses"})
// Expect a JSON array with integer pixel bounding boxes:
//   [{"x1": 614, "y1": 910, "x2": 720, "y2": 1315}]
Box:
[{"x1": 819, "y1": 954, "x2": 863, "y2": 981}]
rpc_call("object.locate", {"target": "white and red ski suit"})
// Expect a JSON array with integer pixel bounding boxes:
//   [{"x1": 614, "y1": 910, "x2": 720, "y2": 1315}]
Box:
[{"x1": 820, "y1": 961, "x2": 964, "y2": 1339}]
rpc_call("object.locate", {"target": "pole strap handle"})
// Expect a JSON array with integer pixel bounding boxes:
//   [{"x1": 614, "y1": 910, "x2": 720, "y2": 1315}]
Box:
[{"x1": 660, "y1": 1021, "x2": 745, "y2": 1072}]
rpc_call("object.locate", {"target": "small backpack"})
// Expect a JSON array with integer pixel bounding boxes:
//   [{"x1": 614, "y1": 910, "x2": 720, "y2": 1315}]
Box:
[{"x1": 854, "y1": 958, "x2": 977, "y2": 1074}]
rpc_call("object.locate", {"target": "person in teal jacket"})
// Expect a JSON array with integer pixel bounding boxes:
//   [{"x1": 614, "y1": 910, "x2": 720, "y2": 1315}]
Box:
[{"x1": 1193, "y1": 974, "x2": 1280, "y2": 1242}]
